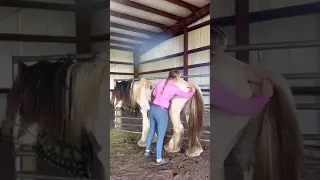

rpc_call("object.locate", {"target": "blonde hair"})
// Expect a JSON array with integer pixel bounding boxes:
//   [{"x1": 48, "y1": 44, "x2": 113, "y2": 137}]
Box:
[
  {"x1": 161, "y1": 70, "x2": 181, "y2": 94},
  {"x1": 211, "y1": 26, "x2": 228, "y2": 54}
]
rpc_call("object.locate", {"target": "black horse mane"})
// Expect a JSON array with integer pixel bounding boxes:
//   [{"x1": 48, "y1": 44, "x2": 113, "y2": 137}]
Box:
[{"x1": 114, "y1": 79, "x2": 134, "y2": 106}]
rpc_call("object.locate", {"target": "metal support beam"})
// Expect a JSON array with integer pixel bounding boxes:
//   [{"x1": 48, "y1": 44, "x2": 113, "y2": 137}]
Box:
[
  {"x1": 183, "y1": 26, "x2": 188, "y2": 81},
  {"x1": 76, "y1": 0, "x2": 91, "y2": 53},
  {"x1": 133, "y1": 51, "x2": 139, "y2": 78},
  {"x1": 283, "y1": 73, "x2": 320, "y2": 80},
  {"x1": 114, "y1": 74, "x2": 210, "y2": 81},
  {"x1": 12, "y1": 54, "x2": 94, "y2": 63},
  {"x1": 235, "y1": 0, "x2": 249, "y2": 63},
  {"x1": 225, "y1": 39, "x2": 320, "y2": 52}
]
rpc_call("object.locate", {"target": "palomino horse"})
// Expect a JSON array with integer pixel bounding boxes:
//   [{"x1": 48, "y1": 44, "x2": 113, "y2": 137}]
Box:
[
  {"x1": 1, "y1": 59, "x2": 109, "y2": 179},
  {"x1": 112, "y1": 78, "x2": 205, "y2": 157},
  {"x1": 211, "y1": 26, "x2": 304, "y2": 180}
]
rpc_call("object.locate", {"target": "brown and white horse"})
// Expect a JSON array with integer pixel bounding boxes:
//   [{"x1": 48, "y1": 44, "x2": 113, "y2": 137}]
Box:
[
  {"x1": 211, "y1": 26, "x2": 304, "y2": 180},
  {"x1": 1, "y1": 59, "x2": 109, "y2": 179},
  {"x1": 112, "y1": 78, "x2": 205, "y2": 157}
]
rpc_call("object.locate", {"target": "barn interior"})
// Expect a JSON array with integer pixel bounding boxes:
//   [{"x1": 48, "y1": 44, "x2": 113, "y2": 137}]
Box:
[{"x1": 0, "y1": 0, "x2": 319, "y2": 179}]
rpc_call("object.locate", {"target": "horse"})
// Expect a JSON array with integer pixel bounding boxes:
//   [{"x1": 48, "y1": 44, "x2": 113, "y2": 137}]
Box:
[
  {"x1": 1, "y1": 58, "x2": 109, "y2": 179},
  {"x1": 211, "y1": 26, "x2": 304, "y2": 180},
  {"x1": 111, "y1": 78, "x2": 205, "y2": 157}
]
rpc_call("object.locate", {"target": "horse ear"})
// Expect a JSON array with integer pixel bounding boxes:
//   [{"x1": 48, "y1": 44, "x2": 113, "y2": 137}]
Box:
[{"x1": 113, "y1": 80, "x2": 118, "y2": 87}]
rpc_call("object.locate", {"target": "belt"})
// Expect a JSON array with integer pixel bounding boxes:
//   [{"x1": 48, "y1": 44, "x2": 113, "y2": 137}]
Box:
[{"x1": 152, "y1": 103, "x2": 168, "y2": 110}]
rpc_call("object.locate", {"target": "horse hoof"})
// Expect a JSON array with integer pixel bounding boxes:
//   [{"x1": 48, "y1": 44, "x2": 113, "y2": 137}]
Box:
[
  {"x1": 137, "y1": 140, "x2": 146, "y2": 147},
  {"x1": 186, "y1": 147, "x2": 203, "y2": 157},
  {"x1": 164, "y1": 144, "x2": 180, "y2": 153}
]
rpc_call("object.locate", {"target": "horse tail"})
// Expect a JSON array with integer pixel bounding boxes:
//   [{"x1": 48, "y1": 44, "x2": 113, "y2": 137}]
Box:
[
  {"x1": 251, "y1": 69, "x2": 304, "y2": 180},
  {"x1": 1, "y1": 62, "x2": 28, "y2": 136},
  {"x1": 187, "y1": 85, "x2": 205, "y2": 146}
]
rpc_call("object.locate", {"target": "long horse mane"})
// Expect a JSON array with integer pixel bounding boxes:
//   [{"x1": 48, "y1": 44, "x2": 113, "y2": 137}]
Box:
[{"x1": 113, "y1": 79, "x2": 134, "y2": 106}]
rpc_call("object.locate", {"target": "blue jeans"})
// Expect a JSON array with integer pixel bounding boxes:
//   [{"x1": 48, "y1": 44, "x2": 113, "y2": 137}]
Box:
[{"x1": 145, "y1": 105, "x2": 169, "y2": 159}]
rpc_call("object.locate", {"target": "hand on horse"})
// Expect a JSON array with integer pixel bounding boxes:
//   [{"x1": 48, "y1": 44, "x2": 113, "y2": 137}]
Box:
[
  {"x1": 187, "y1": 84, "x2": 195, "y2": 92},
  {"x1": 262, "y1": 78, "x2": 274, "y2": 98}
]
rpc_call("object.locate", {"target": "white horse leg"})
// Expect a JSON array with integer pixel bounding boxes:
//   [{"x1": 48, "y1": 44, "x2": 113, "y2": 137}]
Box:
[
  {"x1": 244, "y1": 169, "x2": 254, "y2": 180},
  {"x1": 12, "y1": 114, "x2": 21, "y2": 142},
  {"x1": 137, "y1": 108, "x2": 157, "y2": 147},
  {"x1": 185, "y1": 112, "x2": 203, "y2": 157},
  {"x1": 211, "y1": 111, "x2": 250, "y2": 180},
  {"x1": 164, "y1": 112, "x2": 183, "y2": 153}
]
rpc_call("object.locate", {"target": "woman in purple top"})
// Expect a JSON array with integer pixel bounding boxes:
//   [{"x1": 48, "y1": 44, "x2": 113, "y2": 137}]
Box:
[{"x1": 144, "y1": 70, "x2": 274, "y2": 166}]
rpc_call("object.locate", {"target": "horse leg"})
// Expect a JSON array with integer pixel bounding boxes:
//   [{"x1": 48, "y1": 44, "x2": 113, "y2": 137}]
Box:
[
  {"x1": 164, "y1": 112, "x2": 183, "y2": 153},
  {"x1": 185, "y1": 112, "x2": 203, "y2": 157},
  {"x1": 138, "y1": 108, "x2": 157, "y2": 147},
  {"x1": 244, "y1": 169, "x2": 254, "y2": 180},
  {"x1": 211, "y1": 113, "x2": 250, "y2": 180}
]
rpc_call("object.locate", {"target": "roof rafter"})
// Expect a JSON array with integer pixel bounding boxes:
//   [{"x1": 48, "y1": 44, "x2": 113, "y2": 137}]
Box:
[
  {"x1": 110, "y1": 32, "x2": 149, "y2": 42},
  {"x1": 165, "y1": 0, "x2": 200, "y2": 13},
  {"x1": 110, "y1": 39, "x2": 140, "y2": 47},
  {"x1": 110, "y1": 45, "x2": 134, "y2": 52},
  {"x1": 0, "y1": 0, "x2": 75, "y2": 11},
  {"x1": 110, "y1": 10, "x2": 168, "y2": 30},
  {"x1": 110, "y1": 22, "x2": 159, "y2": 36},
  {"x1": 111, "y1": 0, "x2": 183, "y2": 21}
]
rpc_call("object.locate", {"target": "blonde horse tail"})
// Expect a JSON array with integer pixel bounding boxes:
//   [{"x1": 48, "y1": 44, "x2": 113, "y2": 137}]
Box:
[
  {"x1": 252, "y1": 71, "x2": 304, "y2": 180},
  {"x1": 187, "y1": 87, "x2": 204, "y2": 146}
]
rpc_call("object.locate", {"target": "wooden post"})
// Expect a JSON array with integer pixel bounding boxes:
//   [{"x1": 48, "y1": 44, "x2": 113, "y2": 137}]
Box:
[
  {"x1": 183, "y1": 26, "x2": 188, "y2": 81},
  {"x1": 115, "y1": 107, "x2": 122, "y2": 128}
]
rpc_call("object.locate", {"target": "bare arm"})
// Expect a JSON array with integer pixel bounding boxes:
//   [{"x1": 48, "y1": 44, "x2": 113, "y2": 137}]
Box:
[{"x1": 212, "y1": 80, "x2": 270, "y2": 116}]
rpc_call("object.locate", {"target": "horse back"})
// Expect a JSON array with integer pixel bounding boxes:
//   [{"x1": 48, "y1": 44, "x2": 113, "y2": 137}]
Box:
[{"x1": 170, "y1": 79, "x2": 191, "y2": 113}]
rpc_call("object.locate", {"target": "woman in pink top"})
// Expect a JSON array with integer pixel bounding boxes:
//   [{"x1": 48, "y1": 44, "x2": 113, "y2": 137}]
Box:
[
  {"x1": 144, "y1": 70, "x2": 195, "y2": 166},
  {"x1": 144, "y1": 70, "x2": 274, "y2": 166}
]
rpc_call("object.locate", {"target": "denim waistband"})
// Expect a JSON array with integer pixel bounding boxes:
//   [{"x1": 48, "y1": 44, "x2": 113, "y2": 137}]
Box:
[{"x1": 152, "y1": 103, "x2": 168, "y2": 110}]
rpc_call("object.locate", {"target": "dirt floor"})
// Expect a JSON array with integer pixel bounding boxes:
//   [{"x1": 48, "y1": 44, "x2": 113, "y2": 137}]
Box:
[{"x1": 110, "y1": 129, "x2": 210, "y2": 180}]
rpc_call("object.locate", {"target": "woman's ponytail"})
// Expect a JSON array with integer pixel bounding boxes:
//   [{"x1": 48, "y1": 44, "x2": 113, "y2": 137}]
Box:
[{"x1": 161, "y1": 78, "x2": 170, "y2": 94}]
